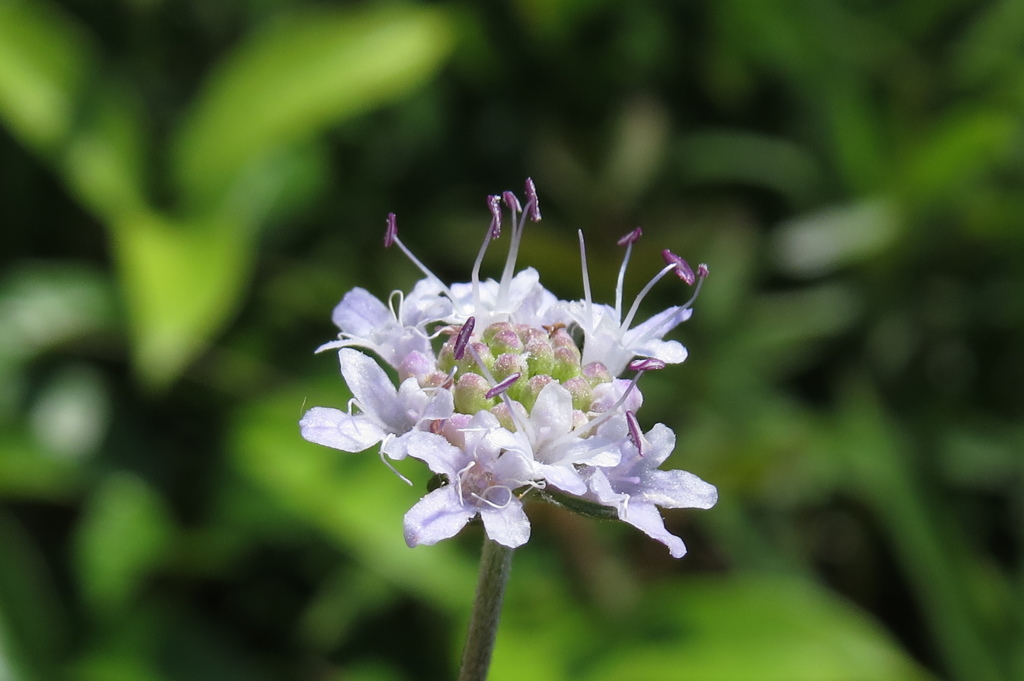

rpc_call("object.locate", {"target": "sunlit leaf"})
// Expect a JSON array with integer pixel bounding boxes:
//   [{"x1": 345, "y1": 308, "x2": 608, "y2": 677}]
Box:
[
  {"x1": 583, "y1": 576, "x2": 934, "y2": 681},
  {"x1": 173, "y1": 5, "x2": 455, "y2": 211},
  {"x1": 110, "y1": 211, "x2": 254, "y2": 388},
  {"x1": 771, "y1": 199, "x2": 900, "y2": 277},
  {"x1": 0, "y1": 0, "x2": 92, "y2": 151}
]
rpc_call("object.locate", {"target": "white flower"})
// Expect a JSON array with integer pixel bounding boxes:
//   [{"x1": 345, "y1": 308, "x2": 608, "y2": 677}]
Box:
[
  {"x1": 570, "y1": 227, "x2": 707, "y2": 376},
  {"x1": 582, "y1": 423, "x2": 717, "y2": 558},
  {"x1": 300, "y1": 179, "x2": 716, "y2": 558},
  {"x1": 300, "y1": 348, "x2": 453, "y2": 459},
  {"x1": 488, "y1": 382, "x2": 621, "y2": 495},
  {"x1": 403, "y1": 413, "x2": 535, "y2": 548},
  {"x1": 316, "y1": 278, "x2": 451, "y2": 369}
]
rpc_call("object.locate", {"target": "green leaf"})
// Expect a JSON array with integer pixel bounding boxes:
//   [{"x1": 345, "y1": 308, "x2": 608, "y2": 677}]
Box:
[
  {"x1": 173, "y1": 5, "x2": 455, "y2": 211},
  {"x1": 0, "y1": 0, "x2": 92, "y2": 152},
  {"x1": 579, "y1": 576, "x2": 935, "y2": 681},
  {"x1": 74, "y1": 473, "x2": 174, "y2": 618},
  {"x1": 110, "y1": 211, "x2": 254, "y2": 389},
  {"x1": 0, "y1": 511, "x2": 69, "y2": 681}
]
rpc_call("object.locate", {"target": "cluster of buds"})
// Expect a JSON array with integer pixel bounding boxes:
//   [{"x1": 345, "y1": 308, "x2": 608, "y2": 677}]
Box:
[{"x1": 300, "y1": 179, "x2": 716, "y2": 557}]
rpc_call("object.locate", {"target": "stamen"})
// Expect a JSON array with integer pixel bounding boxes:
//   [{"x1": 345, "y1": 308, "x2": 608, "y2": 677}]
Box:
[
  {"x1": 620, "y1": 262, "x2": 676, "y2": 331},
  {"x1": 497, "y1": 189, "x2": 529, "y2": 304},
  {"x1": 384, "y1": 213, "x2": 398, "y2": 248},
  {"x1": 453, "y1": 317, "x2": 476, "y2": 360},
  {"x1": 524, "y1": 177, "x2": 541, "y2": 222},
  {"x1": 578, "y1": 230, "x2": 594, "y2": 324},
  {"x1": 378, "y1": 436, "x2": 413, "y2": 485},
  {"x1": 662, "y1": 250, "x2": 696, "y2": 286},
  {"x1": 487, "y1": 195, "x2": 502, "y2": 238},
  {"x1": 615, "y1": 227, "x2": 643, "y2": 318},
  {"x1": 617, "y1": 227, "x2": 643, "y2": 247},
  {"x1": 698, "y1": 263, "x2": 710, "y2": 279},
  {"x1": 628, "y1": 357, "x2": 666, "y2": 372},
  {"x1": 471, "y1": 487, "x2": 514, "y2": 509},
  {"x1": 472, "y1": 199, "x2": 503, "y2": 300},
  {"x1": 626, "y1": 410, "x2": 643, "y2": 456},
  {"x1": 502, "y1": 191, "x2": 521, "y2": 215},
  {"x1": 455, "y1": 461, "x2": 475, "y2": 505},
  {"x1": 383, "y1": 213, "x2": 456, "y2": 298},
  {"x1": 486, "y1": 372, "x2": 521, "y2": 399},
  {"x1": 466, "y1": 344, "x2": 533, "y2": 440}
]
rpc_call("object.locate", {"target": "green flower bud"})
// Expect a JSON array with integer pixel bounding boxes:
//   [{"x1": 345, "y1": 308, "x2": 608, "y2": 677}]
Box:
[
  {"x1": 523, "y1": 338, "x2": 555, "y2": 377},
  {"x1": 453, "y1": 373, "x2": 494, "y2": 414},
  {"x1": 562, "y1": 376, "x2": 594, "y2": 411}
]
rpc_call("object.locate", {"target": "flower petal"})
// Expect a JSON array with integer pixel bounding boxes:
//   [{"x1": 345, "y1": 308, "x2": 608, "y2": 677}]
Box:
[
  {"x1": 620, "y1": 501, "x2": 687, "y2": 558},
  {"x1": 403, "y1": 430, "x2": 466, "y2": 477},
  {"x1": 299, "y1": 407, "x2": 386, "y2": 452},
  {"x1": 403, "y1": 487, "x2": 475, "y2": 547},
  {"x1": 480, "y1": 500, "x2": 531, "y2": 548},
  {"x1": 338, "y1": 349, "x2": 407, "y2": 429},
  {"x1": 640, "y1": 470, "x2": 718, "y2": 509},
  {"x1": 331, "y1": 287, "x2": 391, "y2": 337}
]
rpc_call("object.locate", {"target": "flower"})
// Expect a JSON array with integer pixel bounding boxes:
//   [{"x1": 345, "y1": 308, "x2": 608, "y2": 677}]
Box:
[
  {"x1": 569, "y1": 227, "x2": 708, "y2": 376},
  {"x1": 315, "y1": 277, "x2": 451, "y2": 369},
  {"x1": 299, "y1": 348, "x2": 453, "y2": 460},
  {"x1": 300, "y1": 179, "x2": 716, "y2": 556},
  {"x1": 582, "y1": 422, "x2": 718, "y2": 558},
  {"x1": 402, "y1": 413, "x2": 535, "y2": 548}
]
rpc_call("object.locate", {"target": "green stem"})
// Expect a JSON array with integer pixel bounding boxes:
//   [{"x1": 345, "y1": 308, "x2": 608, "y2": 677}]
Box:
[{"x1": 458, "y1": 538, "x2": 514, "y2": 681}]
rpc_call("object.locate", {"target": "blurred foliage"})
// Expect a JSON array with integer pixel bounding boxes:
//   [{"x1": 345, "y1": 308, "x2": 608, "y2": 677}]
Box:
[{"x1": 1, "y1": 0, "x2": 1023, "y2": 680}]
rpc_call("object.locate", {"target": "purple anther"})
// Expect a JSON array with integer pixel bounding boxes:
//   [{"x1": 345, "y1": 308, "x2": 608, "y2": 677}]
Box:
[
  {"x1": 628, "y1": 357, "x2": 667, "y2": 372},
  {"x1": 487, "y1": 195, "x2": 502, "y2": 238},
  {"x1": 486, "y1": 372, "x2": 521, "y2": 399},
  {"x1": 697, "y1": 263, "x2": 710, "y2": 279},
  {"x1": 453, "y1": 317, "x2": 476, "y2": 360},
  {"x1": 502, "y1": 190, "x2": 521, "y2": 213},
  {"x1": 384, "y1": 213, "x2": 398, "y2": 248},
  {"x1": 626, "y1": 410, "x2": 643, "y2": 456},
  {"x1": 524, "y1": 177, "x2": 541, "y2": 222},
  {"x1": 617, "y1": 227, "x2": 643, "y2": 247},
  {"x1": 662, "y1": 250, "x2": 696, "y2": 285}
]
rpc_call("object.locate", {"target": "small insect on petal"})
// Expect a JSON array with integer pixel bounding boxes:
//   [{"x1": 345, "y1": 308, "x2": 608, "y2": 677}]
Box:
[{"x1": 662, "y1": 250, "x2": 696, "y2": 285}]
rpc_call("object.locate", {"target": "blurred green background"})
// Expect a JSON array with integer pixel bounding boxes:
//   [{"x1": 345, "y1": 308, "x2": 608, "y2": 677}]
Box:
[{"x1": 2, "y1": 0, "x2": 1023, "y2": 679}]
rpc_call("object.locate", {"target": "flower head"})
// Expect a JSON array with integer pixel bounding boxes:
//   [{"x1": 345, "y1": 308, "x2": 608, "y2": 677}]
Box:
[{"x1": 301, "y1": 180, "x2": 716, "y2": 556}]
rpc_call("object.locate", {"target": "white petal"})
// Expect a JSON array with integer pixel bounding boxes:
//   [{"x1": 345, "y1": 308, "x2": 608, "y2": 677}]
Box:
[
  {"x1": 403, "y1": 431, "x2": 466, "y2": 477},
  {"x1": 628, "y1": 338, "x2": 688, "y2": 365},
  {"x1": 640, "y1": 470, "x2": 718, "y2": 510},
  {"x1": 338, "y1": 349, "x2": 407, "y2": 430},
  {"x1": 331, "y1": 288, "x2": 391, "y2": 336},
  {"x1": 299, "y1": 407, "x2": 386, "y2": 452},
  {"x1": 534, "y1": 462, "x2": 587, "y2": 495},
  {"x1": 530, "y1": 383, "x2": 574, "y2": 448},
  {"x1": 584, "y1": 468, "x2": 626, "y2": 506},
  {"x1": 620, "y1": 502, "x2": 687, "y2": 558},
  {"x1": 480, "y1": 500, "x2": 531, "y2": 548},
  {"x1": 626, "y1": 306, "x2": 693, "y2": 343},
  {"x1": 403, "y1": 488, "x2": 475, "y2": 547}
]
